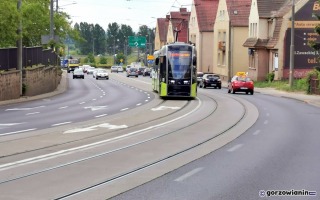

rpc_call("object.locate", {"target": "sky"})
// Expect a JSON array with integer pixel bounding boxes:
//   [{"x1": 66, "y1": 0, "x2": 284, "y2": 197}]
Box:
[{"x1": 60, "y1": 0, "x2": 193, "y2": 32}]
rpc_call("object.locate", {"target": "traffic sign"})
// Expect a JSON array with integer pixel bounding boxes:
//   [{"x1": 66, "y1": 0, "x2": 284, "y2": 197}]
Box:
[
  {"x1": 128, "y1": 36, "x2": 146, "y2": 47},
  {"x1": 147, "y1": 55, "x2": 155, "y2": 60}
]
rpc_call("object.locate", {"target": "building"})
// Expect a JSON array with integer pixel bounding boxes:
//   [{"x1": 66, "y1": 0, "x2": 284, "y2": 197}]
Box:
[
  {"x1": 213, "y1": 0, "x2": 251, "y2": 81},
  {"x1": 189, "y1": 0, "x2": 219, "y2": 73}
]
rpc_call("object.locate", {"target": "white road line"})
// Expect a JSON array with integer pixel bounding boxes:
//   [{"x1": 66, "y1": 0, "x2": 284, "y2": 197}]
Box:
[
  {"x1": 79, "y1": 102, "x2": 86, "y2": 105},
  {"x1": 253, "y1": 130, "x2": 261, "y2": 136},
  {"x1": 100, "y1": 96, "x2": 103, "y2": 98},
  {"x1": 51, "y1": 122, "x2": 72, "y2": 127},
  {"x1": 92, "y1": 99, "x2": 97, "y2": 101},
  {"x1": 266, "y1": 113, "x2": 270, "y2": 117},
  {"x1": 0, "y1": 129, "x2": 37, "y2": 136},
  {"x1": 227, "y1": 144, "x2": 243, "y2": 152},
  {"x1": 95, "y1": 114, "x2": 108, "y2": 118},
  {"x1": 264, "y1": 120, "x2": 269, "y2": 125},
  {"x1": 174, "y1": 168, "x2": 204, "y2": 182},
  {"x1": 136, "y1": 103, "x2": 142, "y2": 106},
  {"x1": 121, "y1": 108, "x2": 129, "y2": 111},
  {"x1": 59, "y1": 106, "x2": 68, "y2": 109},
  {"x1": 26, "y1": 112, "x2": 40, "y2": 115},
  {"x1": 145, "y1": 100, "x2": 149, "y2": 102}
]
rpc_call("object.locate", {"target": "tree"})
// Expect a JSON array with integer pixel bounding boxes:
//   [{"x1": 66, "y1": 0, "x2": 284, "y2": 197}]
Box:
[
  {"x1": 0, "y1": 0, "x2": 19, "y2": 47},
  {"x1": 106, "y1": 22, "x2": 120, "y2": 55}
]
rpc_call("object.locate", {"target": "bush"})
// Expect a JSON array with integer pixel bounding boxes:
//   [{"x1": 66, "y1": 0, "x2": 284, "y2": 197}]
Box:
[
  {"x1": 306, "y1": 67, "x2": 320, "y2": 94},
  {"x1": 266, "y1": 72, "x2": 275, "y2": 83},
  {"x1": 99, "y1": 56, "x2": 107, "y2": 64}
]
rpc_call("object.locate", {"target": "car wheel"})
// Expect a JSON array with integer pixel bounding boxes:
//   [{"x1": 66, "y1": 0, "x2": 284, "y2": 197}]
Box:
[
  {"x1": 136, "y1": 76, "x2": 138, "y2": 77},
  {"x1": 96, "y1": 77, "x2": 98, "y2": 80},
  {"x1": 218, "y1": 86, "x2": 221, "y2": 89},
  {"x1": 232, "y1": 87, "x2": 236, "y2": 94},
  {"x1": 250, "y1": 90, "x2": 254, "y2": 95},
  {"x1": 228, "y1": 89, "x2": 231, "y2": 93}
]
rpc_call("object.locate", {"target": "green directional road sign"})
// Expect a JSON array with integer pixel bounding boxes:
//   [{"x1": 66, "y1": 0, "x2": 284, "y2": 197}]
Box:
[{"x1": 128, "y1": 36, "x2": 146, "y2": 47}]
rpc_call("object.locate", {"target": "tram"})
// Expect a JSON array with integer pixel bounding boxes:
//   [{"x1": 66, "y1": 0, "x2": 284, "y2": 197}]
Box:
[{"x1": 152, "y1": 42, "x2": 197, "y2": 98}]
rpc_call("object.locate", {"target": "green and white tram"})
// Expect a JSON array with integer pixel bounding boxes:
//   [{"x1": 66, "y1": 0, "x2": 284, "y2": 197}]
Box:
[{"x1": 152, "y1": 42, "x2": 197, "y2": 98}]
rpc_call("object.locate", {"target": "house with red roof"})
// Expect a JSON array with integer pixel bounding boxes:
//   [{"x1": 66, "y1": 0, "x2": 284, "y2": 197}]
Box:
[
  {"x1": 189, "y1": 0, "x2": 219, "y2": 73},
  {"x1": 166, "y1": 8, "x2": 191, "y2": 44},
  {"x1": 154, "y1": 18, "x2": 169, "y2": 51},
  {"x1": 213, "y1": 0, "x2": 251, "y2": 81}
]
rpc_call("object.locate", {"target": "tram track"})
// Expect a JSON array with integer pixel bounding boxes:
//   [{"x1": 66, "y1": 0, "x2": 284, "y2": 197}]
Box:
[{"x1": 0, "y1": 91, "x2": 258, "y2": 200}]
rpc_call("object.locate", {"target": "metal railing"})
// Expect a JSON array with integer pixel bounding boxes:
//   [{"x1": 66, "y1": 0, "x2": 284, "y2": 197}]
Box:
[{"x1": 0, "y1": 46, "x2": 58, "y2": 70}]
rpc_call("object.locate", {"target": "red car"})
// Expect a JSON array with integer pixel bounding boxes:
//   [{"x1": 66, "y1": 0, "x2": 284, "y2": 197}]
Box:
[{"x1": 228, "y1": 73, "x2": 254, "y2": 95}]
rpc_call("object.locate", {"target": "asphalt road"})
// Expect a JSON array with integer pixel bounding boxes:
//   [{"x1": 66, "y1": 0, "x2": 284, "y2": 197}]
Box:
[
  {"x1": 111, "y1": 87, "x2": 320, "y2": 200},
  {"x1": 0, "y1": 72, "x2": 153, "y2": 135}
]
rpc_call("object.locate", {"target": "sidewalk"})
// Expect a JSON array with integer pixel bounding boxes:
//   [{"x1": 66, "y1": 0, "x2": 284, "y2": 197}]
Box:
[{"x1": 0, "y1": 73, "x2": 319, "y2": 108}]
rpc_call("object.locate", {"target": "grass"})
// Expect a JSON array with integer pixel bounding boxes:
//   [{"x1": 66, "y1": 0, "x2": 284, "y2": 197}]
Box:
[{"x1": 254, "y1": 79, "x2": 308, "y2": 93}]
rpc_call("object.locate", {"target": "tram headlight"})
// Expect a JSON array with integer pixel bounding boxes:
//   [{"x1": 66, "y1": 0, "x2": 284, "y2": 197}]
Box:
[
  {"x1": 170, "y1": 80, "x2": 175, "y2": 84},
  {"x1": 183, "y1": 80, "x2": 190, "y2": 84}
]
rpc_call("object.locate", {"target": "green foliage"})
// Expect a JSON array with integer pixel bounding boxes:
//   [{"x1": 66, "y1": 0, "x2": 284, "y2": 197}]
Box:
[
  {"x1": 99, "y1": 56, "x2": 107, "y2": 64},
  {"x1": 306, "y1": 67, "x2": 320, "y2": 94},
  {"x1": 87, "y1": 53, "x2": 95, "y2": 64},
  {"x1": 0, "y1": 0, "x2": 19, "y2": 47},
  {"x1": 254, "y1": 79, "x2": 308, "y2": 93},
  {"x1": 115, "y1": 53, "x2": 126, "y2": 65},
  {"x1": 22, "y1": 83, "x2": 27, "y2": 95},
  {"x1": 266, "y1": 72, "x2": 275, "y2": 83}
]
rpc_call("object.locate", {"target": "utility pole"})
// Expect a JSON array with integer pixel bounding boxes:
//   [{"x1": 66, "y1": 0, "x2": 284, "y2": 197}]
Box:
[
  {"x1": 56, "y1": 0, "x2": 58, "y2": 12},
  {"x1": 50, "y1": 0, "x2": 54, "y2": 41},
  {"x1": 289, "y1": 0, "x2": 295, "y2": 87},
  {"x1": 17, "y1": 0, "x2": 23, "y2": 96}
]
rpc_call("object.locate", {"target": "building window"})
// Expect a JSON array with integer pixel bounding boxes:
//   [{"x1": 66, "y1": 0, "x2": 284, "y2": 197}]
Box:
[
  {"x1": 222, "y1": 52, "x2": 226, "y2": 65},
  {"x1": 218, "y1": 52, "x2": 221, "y2": 65}
]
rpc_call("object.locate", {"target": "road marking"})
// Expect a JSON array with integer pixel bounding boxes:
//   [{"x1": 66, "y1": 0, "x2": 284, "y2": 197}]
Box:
[
  {"x1": 151, "y1": 106, "x2": 181, "y2": 111},
  {"x1": 84, "y1": 106, "x2": 108, "y2": 111},
  {"x1": 64, "y1": 123, "x2": 128, "y2": 134},
  {"x1": 0, "y1": 123, "x2": 23, "y2": 126},
  {"x1": 59, "y1": 106, "x2": 68, "y2": 109},
  {"x1": 0, "y1": 98, "x2": 202, "y2": 170},
  {"x1": 79, "y1": 102, "x2": 86, "y2": 105},
  {"x1": 264, "y1": 120, "x2": 269, "y2": 125},
  {"x1": 253, "y1": 130, "x2": 261, "y2": 136},
  {"x1": 95, "y1": 114, "x2": 108, "y2": 118},
  {"x1": 52, "y1": 122, "x2": 72, "y2": 127},
  {"x1": 136, "y1": 103, "x2": 142, "y2": 106},
  {"x1": 5, "y1": 106, "x2": 45, "y2": 111},
  {"x1": 145, "y1": 100, "x2": 149, "y2": 102},
  {"x1": 0, "y1": 129, "x2": 37, "y2": 136},
  {"x1": 121, "y1": 108, "x2": 129, "y2": 111},
  {"x1": 174, "y1": 168, "x2": 204, "y2": 182},
  {"x1": 266, "y1": 113, "x2": 270, "y2": 117},
  {"x1": 227, "y1": 144, "x2": 243, "y2": 152},
  {"x1": 92, "y1": 99, "x2": 97, "y2": 101},
  {"x1": 26, "y1": 112, "x2": 40, "y2": 115},
  {"x1": 100, "y1": 96, "x2": 103, "y2": 98}
]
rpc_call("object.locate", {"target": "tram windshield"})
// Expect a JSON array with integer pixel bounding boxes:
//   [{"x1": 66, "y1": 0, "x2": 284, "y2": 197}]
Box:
[{"x1": 167, "y1": 46, "x2": 192, "y2": 79}]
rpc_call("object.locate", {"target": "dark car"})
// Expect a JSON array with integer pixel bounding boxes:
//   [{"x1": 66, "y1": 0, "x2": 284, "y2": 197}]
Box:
[
  {"x1": 126, "y1": 67, "x2": 138, "y2": 77},
  {"x1": 228, "y1": 73, "x2": 254, "y2": 95},
  {"x1": 73, "y1": 69, "x2": 84, "y2": 79},
  {"x1": 199, "y1": 74, "x2": 221, "y2": 89},
  {"x1": 137, "y1": 67, "x2": 145, "y2": 75},
  {"x1": 142, "y1": 68, "x2": 151, "y2": 76}
]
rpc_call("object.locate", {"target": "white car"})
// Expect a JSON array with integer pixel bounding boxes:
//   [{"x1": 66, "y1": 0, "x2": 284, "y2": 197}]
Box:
[
  {"x1": 96, "y1": 69, "x2": 109, "y2": 80},
  {"x1": 117, "y1": 66, "x2": 124, "y2": 72},
  {"x1": 110, "y1": 66, "x2": 118, "y2": 73},
  {"x1": 86, "y1": 67, "x2": 96, "y2": 75}
]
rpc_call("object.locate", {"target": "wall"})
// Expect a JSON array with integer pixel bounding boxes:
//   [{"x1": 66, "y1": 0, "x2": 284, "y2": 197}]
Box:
[
  {"x1": 23, "y1": 66, "x2": 61, "y2": 96},
  {"x1": 0, "y1": 66, "x2": 61, "y2": 101},
  {"x1": 0, "y1": 70, "x2": 20, "y2": 101}
]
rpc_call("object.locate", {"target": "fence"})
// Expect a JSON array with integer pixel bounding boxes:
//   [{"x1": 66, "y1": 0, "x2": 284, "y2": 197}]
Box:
[{"x1": 0, "y1": 46, "x2": 58, "y2": 70}]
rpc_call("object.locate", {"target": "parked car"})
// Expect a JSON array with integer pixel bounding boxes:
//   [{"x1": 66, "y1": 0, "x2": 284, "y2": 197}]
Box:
[
  {"x1": 228, "y1": 72, "x2": 254, "y2": 94},
  {"x1": 142, "y1": 68, "x2": 151, "y2": 76},
  {"x1": 197, "y1": 72, "x2": 204, "y2": 85},
  {"x1": 126, "y1": 67, "x2": 138, "y2": 77},
  {"x1": 199, "y1": 74, "x2": 221, "y2": 89},
  {"x1": 111, "y1": 66, "x2": 118, "y2": 73},
  {"x1": 137, "y1": 67, "x2": 145, "y2": 75},
  {"x1": 73, "y1": 69, "x2": 84, "y2": 79},
  {"x1": 96, "y1": 69, "x2": 109, "y2": 80},
  {"x1": 117, "y1": 66, "x2": 124, "y2": 72}
]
